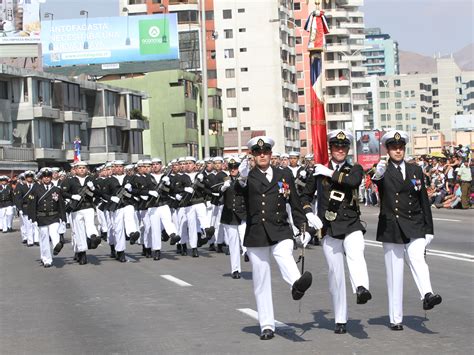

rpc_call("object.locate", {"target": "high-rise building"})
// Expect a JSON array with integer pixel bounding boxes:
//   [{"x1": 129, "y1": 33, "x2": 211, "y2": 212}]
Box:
[
  {"x1": 213, "y1": 0, "x2": 299, "y2": 154},
  {"x1": 322, "y1": 0, "x2": 369, "y2": 143},
  {"x1": 362, "y1": 28, "x2": 400, "y2": 76}
]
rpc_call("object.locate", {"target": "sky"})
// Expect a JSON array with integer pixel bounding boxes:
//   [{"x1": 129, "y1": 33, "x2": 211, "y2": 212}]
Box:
[{"x1": 40, "y1": 0, "x2": 474, "y2": 56}]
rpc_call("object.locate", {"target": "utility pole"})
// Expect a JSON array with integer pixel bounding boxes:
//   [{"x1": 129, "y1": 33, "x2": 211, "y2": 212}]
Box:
[{"x1": 200, "y1": 0, "x2": 210, "y2": 157}]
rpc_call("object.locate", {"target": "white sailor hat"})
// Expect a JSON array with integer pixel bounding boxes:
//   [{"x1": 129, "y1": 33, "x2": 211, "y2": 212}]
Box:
[
  {"x1": 51, "y1": 167, "x2": 60, "y2": 172},
  {"x1": 178, "y1": 157, "x2": 186, "y2": 163},
  {"x1": 289, "y1": 151, "x2": 300, "y2": 157},
  {"x1": 185, "y1": 156, "x2": 196, "y2": 162},
  {"x1": 112, "y1": 160, "x2": 125, "y2": 166},
  {"x1": 304, "y1": 153, "x2": 314, "y2": 160},
  {"x1": 75, "y1": 161, "x2": 88, "y2": 167},
  {"x1": 204, "y1": 157, "x2": 212, "y2": 163},
  {"x1": 0, "y1": 175, "x2": 8, "y2": 181},
  {"x1": 227, "y1": 156, "x2": 241, "y2": 167},
  {"x1": 40, "y1": 168, "x2": 53, "y2": 177},
  {"x1": 381, "y1": 130, "x2": 409, "y2": 147},
  {"x1": 247, "y1": 136, "x2": 275, "y2": 151},
  {"x1": 281, "y1": 153, "x2": 289, "y2": 159},
  {"x1": 197, "y1": 160, "x2": 204, "y2": 165},
  {"x1": 136, "y1": 159, "x2": 152, "y2": 167},
  {"x1": 170, "y1": 159, "x2": 178, "y2": 164},
  {"x1": 105, "y1": 162, "x2": 113, "y2": 168},
  {"x1": 272, "y1": 152, "x2": 281, "y2": 158},
  {"x1": 125, "y1": 164, "x2": 135, "y2": 170},
  {"x1": 327, "y1": 130, "x2": 353, "y2": 147},
  {"x1": 151, "y1": 157, "x2": 162, "y2": 164},
  {"x1": 18, "y1": 173, "x2": 25, "y2": 180},
  {"x1": 212, "y1": 156, "x2": 224, "y2": 162}
]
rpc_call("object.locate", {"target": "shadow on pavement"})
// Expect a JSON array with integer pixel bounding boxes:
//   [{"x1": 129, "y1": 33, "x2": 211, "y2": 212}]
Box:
[{"x1": 368, "y1": 315, "x2": 438, "y2": 334}]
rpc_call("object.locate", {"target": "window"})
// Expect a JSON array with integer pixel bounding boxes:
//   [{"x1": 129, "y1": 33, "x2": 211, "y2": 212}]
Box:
[
  {"x1": 223, "y1": 9, "x2": 232, "y2": 19},
  {"x1": 395, "y1": 102, "x2": 402, "y2": 109},
  {"x1": 396, "y1": 124, "x2": 403, "y2": 130},
  {"x1": 395, "y1": 90, "x2": 402, "y2": 98},
  {"x1": 294, "y1": 19, "x2": 301, "y2": 26},
  {"x1": 380, "y1": 103, "x2": 389, "y2": 110},
  {"x1": 224, "y1": 48, "x2": 234, "y2": 58},
  {"x1": 296, "y1": 36, "x2": 302, "y2": 45},
  {"x1": 396, "y1": 113, "x2": 403, "y2": 120},
  {"x1": 380, "y1": 91, "x2": 390, "y2": 99},
  {"x1": 242, "y1": 107, "x2": 250, "y2": 111},
  {"x1": 239, "y1": 47, "x2": 247, "y2": 52},
  {"x1": 208, "y1": 70, "x2": 217, "y2": 79},
  {"x1": 240, "y1": 67, "x2": 248, "y2": 72},
  {"x1": 394, "y1": 79, "x2": 401, "y2": 87},
  {"x1": 224, "y1": 29, "x2": 233, "y2": 38},
  {"x1": 176, "y1": 10, "x2": 199, "y2": 24},
  {"x1": 237, "y1": 8, "x2": 245, "y2": 13},
  {"x1": 185, "y1": 111, "x2": 197, "y2": 129},
  {"x1": 241, "y1": 87, "x2": 249, "y2": 92},
  {"x1": 296, "y1": 54, "x2": 303, "y2": 62},
  {"x1": 300, "y1": 122, "x2": 306, "y2": 130},
  {"x1": 239, "y1": 28, "x2": 246, "y2": 33},
  {"x1": 298, "y1": 88, "x2": 305, "y2": 96},
  {"x1": 205, "y1": 11, "x2": 214, "y2": 20},
  {"x1": 294, "y1": 2, "x2": 301, "y2": 10},
  {"x1": 227, "y1": 108, "x2": 237, "y2": 117},
  {"x1": 226, "y1": 88, "x2": 236, "y2": 98},
  {"x1": 179, "y1": 30, "x2": 200, "y2": 70},
  {"x1": 0, "y1": 81, "x2": 7, "y2": 100},
  {"x1": 299, "y1": 105, "x2": 305, "y2": 113}
]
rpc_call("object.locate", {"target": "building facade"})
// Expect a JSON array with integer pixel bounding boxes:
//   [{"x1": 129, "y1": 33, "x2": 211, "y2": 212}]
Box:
[
  {"x1": 362, "y1": 28, "x2": 400, "y2": 76},
  {"x1": 0, "y1": 64, "x2": 149, "y2": 174}
]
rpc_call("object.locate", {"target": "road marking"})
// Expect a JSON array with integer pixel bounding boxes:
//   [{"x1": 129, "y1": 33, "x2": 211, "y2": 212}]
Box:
[
  {"x1": 125, "y1": 255, "x2": 139, "y2": 263},
  {"x1": 364, "y1": 240, "x2": 474, "y2": 262},
  {"x1": 433, "y1": 218, "x2": 461, "y2": 222},
  {"x1": 237, "y1": 308, "x2": 293, "y2": 329},
  {"x1": 161, "y1": 275, "x2": 192, "y2": 287}
]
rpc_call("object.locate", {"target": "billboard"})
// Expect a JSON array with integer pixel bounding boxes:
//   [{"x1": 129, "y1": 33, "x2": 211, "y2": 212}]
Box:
[
  {"x1": 0, "y1": 0, "x2": 42, "y2": 44},
  {"x1": 355, "y1": 130, "x2": 387, "y2": 170},
  {"x1": 41, "y1": 14, "x2": 179, "y2": 68}
]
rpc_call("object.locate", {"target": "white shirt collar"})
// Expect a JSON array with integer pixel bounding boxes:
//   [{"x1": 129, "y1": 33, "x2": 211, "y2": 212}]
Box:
[{"x1": 258, "y1": 166, "x2": 273, "y2": 182}]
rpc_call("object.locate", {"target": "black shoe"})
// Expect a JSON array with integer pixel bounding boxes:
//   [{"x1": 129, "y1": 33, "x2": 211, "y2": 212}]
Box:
[
  {"x1": 232, "y1": 271, "x2": 241, "y2": 279},
  {"x1": 197, "y1": 234, "x2": 207, "y2": 247},
  {"x1": 90, "y1": 234, "x2": 101, "y2": 249},
  {"x1": 59, "y1": 234, "x2": 65, "y2": 244},
  {"x1": 423, "y1": 292, "x2": 442, "y2": 310},
  {"x1": 169, "y1": 233, "x2": 181, "y2": 245},
  {"x1": 161, "y1": 230, "x2": 170, "y2": 242},
  {"x1": 192, "y1": 248, "x2": 199, "y2": 258},
  {"x1": 390, "y1": 323, "x2": 403, "y2": 331},
  {"x1": 176, "y1": 244, "x2": 182, "y2": 254},
  {"x1": 117, "y1": 251, "x2": 126, "y2": 263},
  {"x1": 27, "y1": 243, "x2": 34, "y2": 247},
  {"x1": 73, "y1": 252, "x2": 78, "y2": 261},
  {"x1": 129, "y1": 231, "x2": 140, "y2": 245},
  {"x1": 181, "y1": 244, "x2": 188, "y2": 256},
  {"x1": 205, "y1": 226, "x2": 215, "y2": 240},
  {"x1": 334, "y1": 323, "x2": 347, "y2": 334},
  {"x1": 209, "y1": 243, "x2": 216, "y2": 252},
  {"x1": 217, "y1": 243, "x2": 225, "y2": 253},
  {"x1": 8, "y1": 228, "x2": 13, "y2": 233},
  {"x1": 34, "y1": 242, "x2": 39, "y2": 246},
  {"x1": 244, "y1": 252, "x2": 249, "y2": 262},
  {"x1": 292, "y1": 271, "x2": 313, "y2": 300},
  {"x1": 141, "y1": 245, "x2": 146, "y2": 256},
  {"x1": 86, "y1": 238, "x2": 92, "y2": 249},
  {"x1": 44, "y1": 263, "x2": 52, "y2": 268},
  {"x1": 356, "y1": 286, "x2": 372, "y2": 304},
  {"x1": 22, "y1": 240, "x2": 27, "y2": 244},
  {"x1": 53, "y1": 242, "x2": 64, "y2": 256},
  {"x1": 260, "y1": 329, "x2": 274, "y2": 340},
  {"x1": 66, "y1": 223, "x2": 70, "y2": 229},
  {"x1": 224, "y1": 245, "x2": 230, "y2": 255},
  {"x1": 110, "y1": 245, "x2": 116, "y2": 258},
  {"x1": 78, "y1": 252, "x2": 88, "y2": 265},
  {"x1": 153, "y1": 250, "x2": 161, "y2": 261},
  {"x1": 145, "y1": 248, "x2": 152, "y2": 258},
  {"x1": 101, "y1": 232, "x2": 108, "y2": 241}
]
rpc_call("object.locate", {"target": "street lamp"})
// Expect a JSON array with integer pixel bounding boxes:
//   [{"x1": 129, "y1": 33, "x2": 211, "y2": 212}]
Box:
[
  {"x1": 79, "y1": 10, "x2": 89, "y2": 50},
  {"x1": 44, "y1": 12, "x2": 54, "y2": 51},
  {"x1": 159, "y1": 4, "x2": 168, "y2": 43},
  {"x1": 122, "y1": 7, "x2": 131, "y2": 45}
]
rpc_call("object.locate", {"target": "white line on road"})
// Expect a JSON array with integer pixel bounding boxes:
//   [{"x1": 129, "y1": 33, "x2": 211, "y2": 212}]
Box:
[
  {"x1": 364, "y1": 240, "x2": 474, "y2": 263},
  {"x1": 237, "y1": 308, "x2": 294, "y2": 329},
  {"x1": 433, "y1": 218, "x2": 461, "y2": 222},
  {"x1": 160, "y1": 275, "x2": 192, "y2": 287}
]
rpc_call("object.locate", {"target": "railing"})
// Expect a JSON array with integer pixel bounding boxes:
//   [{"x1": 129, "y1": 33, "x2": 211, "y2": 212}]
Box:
[{"x1": 0, "y1": 146, "x2": 35, "y2": 161}]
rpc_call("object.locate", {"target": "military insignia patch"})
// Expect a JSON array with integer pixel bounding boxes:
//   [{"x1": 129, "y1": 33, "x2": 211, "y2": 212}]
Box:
[
  {"x1": 257, "y1": 139, "x2": 264, "y2": 147},
  {"x1": 336, "y1": 131, "x2": 346, "y2": 140},
  {"x1": 394, "y1": 132, "x2": 401, "y2": 141},
  {"x1": 52, "y1": 192, "x2": 59, "y2": 201},
  {"x1": 229, "y1": 159, "x2": 235, "y2": 164}
]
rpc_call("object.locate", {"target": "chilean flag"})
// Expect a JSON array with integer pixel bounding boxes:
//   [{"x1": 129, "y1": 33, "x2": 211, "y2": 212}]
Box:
[
  {"x1": 73, "y1": 138, "x2": 81, "y2": 162},
  {"x1": 310, "y1": 54, "x2": 329, "y2": 165}
]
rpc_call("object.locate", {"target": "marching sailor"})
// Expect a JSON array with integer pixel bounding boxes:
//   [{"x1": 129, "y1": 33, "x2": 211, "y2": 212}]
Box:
[{"x1": 0, "y1": 175, "x2": 14, "y2": 233}]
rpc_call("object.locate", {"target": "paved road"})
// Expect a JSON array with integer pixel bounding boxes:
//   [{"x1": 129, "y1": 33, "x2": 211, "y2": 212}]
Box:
[{"x1": 0, "y1": 206, "x2": 473, "y2": 354}]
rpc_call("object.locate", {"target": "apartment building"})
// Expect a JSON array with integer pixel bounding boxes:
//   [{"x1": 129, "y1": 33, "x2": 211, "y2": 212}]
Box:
[
  {"x1": 362, "y1": 28, "x2": 400, "y2": 76},
  {"x1": 214, "y1": 0, "x2": 299, "y2": 153},
  {"x1": 322, "y1": 0, "x2": 370, "y2": 137},
  {"x1": 0, "y1": 64, "x2": 149, "y2": 174}
]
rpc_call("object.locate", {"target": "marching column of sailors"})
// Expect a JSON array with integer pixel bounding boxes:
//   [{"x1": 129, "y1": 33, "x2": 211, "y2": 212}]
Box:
[{"x1": 8, "y1": 130, "x2": 442, "y2": 338}]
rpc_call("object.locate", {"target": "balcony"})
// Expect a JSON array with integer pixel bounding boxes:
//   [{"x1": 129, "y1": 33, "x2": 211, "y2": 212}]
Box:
[
  {"x1": 34, "y1": 148, "x2": 66, "y2": 161},
  {"x1": 326, "y1": 113, "x2": 352, "y2": 121},
  {"x1": 0, "y1": 146, "x2": 34, "y2": 161},
  {"x1": 208, "y1": 107, "x2": 223, "y2": 121},
  {"x1": 326, "y1": 95, "x2": 352, "y2": 104},
  {"x1": 65, "y1": 149, "x2": 90, "y2": 161},
  {"x1": 325, "y1": 43, "x2": 351, "y2": 53},
  {"x1": 202, "y1": 134, "x2": 224, "y2": 148},
  {"x1": 90, "y1": 116, "x2": 128, "y2": 129},
  {"x1": 88, "y1": 152, "x2": 129, "y2": 165},
  {"x1": 325, "y1": 60, "x2": 349, "y2": 70},
  {"x1": 129, "y1": 119, "x2": 149, "y2": 130},
  {"x1": 326, "y1": 28, "x2": 350, "y2": 36},
  {"x1": 62, "y1": 111, "x2": 89, "y2": 123},
  {"x1": 325, "y1": 78, "x2": 350, "y2": 87},
  {"x1": 16, "y1": 105, "x2": 60, "y2": 120}
]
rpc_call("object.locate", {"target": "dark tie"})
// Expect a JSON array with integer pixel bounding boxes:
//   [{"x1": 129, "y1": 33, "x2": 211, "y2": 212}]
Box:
[
  {"x1": 397, "y1": 165, "x2": 403, "y2": 179},
  {"x1": 335, "y1": 164, "x2": 339, "y2": 171}
]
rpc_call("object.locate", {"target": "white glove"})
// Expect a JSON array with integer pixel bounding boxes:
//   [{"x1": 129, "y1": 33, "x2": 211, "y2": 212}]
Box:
[
  {"x1": 141, "y1": 195, "x2": 149, "y2": 201},
  {"x1": 221, "y1": 180, "x2": 231, "y2": 192},
  {"x1": 148, "y1": 190, "x2": 159, "y2": 198},
  {"x1": 175, "y1": 194, "x2": 182, "y2": 201},
  {"x1": 425, "y1": 234, "x2": 434, "y2": 247},
  {"x1": 124, "y1": 183, "x2": 132, "y2": 192},
  {"x1": 299, "y1": 170, "x2": 307, "y2": 178},
  {"x1": 110, "y1": 196, "x2": 120, "y2": 204},
  {"x1": 374, "y1": 160, "x2": 387, "y2": 179},
  {"x1": 238, "y1": 158, "x2": 250, "y2": 178},
  {"x1": 161, "y1": 176, "x2": 170, "y2": 186},
  {"x1": 33, "y1": 221, "x2": 38, "y2": 227},
  {"x1": 184, "y1": 187, "x2": 194, "y2": 194},
  {"x1": 196, "y1": 173, "x2": 204, "y2": 182},
  {"x1": 71, "y1": 194, "x2": 81, "y2": 201},
  {"x1": 306, "y1": 212, "x2": 323, "y2": 229},
  {"x1": 86, "y1": 181, "x2": 95, "y2": 191},
  {"x1": 300, "y1": 232, "x2": 312, "y2": 248},
  {"x1": 313, "y1": 164, "x2": 334, "y2": 178}
]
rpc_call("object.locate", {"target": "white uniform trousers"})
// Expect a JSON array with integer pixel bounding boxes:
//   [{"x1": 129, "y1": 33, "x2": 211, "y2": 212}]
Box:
[
  {"x1": 383, "y1": 238, "x2": 434, "y2": 324},
  {"x1": 105, "y1": 210, "x2": 116, "y2": 246},
  {"x1": 19, "y1": 211, "x2": 27, "y2": 242},
  {"x1": 71, "y1": 208, "x2": 98, "y2": 252},
  {"x1": 247, "y1": 239, "x2": 301, "y2": 332},
  {"x1": 322, "y1": 231, "x2": 370, "y2": 324},
  {"x1": 24, "y1": 215, "x2": 39, "y2": 245},
  {"x1": 177, "y1": 207, "x2": 188, "y2": 246},
  {"x1": 138, "y1": 209, "x2": 151, "y2": 248},
  {"x1": 210, "y1": 204, "x2": 225, "y2": 244},
  {"x1": 223, "y1": 222, "x2": 246, "y2": 273},
  {"x1": 39, "y1": 222, "x2": 60, "y2": 265},
  {"x1": 57, "y1": 219, "x2": 66, "y2": 235},
  {"x1": 96, "y1": 207, "x2": 108, "y2": 234},
  {"x1": 182, "y1": 203, "x2": 210, "y2": 248},
  {"x1": 113, "y1": 205, "x2": 138, "y2": 252},
  {"x1": 0, "y1": 206, "x2": 14, "y2": 232},
  {"x1": 149, "y1": 205, "x2": 177, "y2": 251}
]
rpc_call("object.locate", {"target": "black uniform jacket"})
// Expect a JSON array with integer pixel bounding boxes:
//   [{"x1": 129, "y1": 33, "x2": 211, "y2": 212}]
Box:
[
  {"x1": 208, "y1": 171, "x2": 227, "y2": 205},
  {"x1": 220, "y1": 177, "x2": 246, "y2": 225},
  {"x1": 105, "y1": 175, "x2": 137, "y2": 209},
  {"x1": 0, "y1": 184, "x2": 14, "y2": 208},
  {"x1": 28, "y1": 184, "x2": 66, "y2": 227},
  {"x1": 243, "y1": 167, "x2": 306, "y2": 247},
  {"x1": 14, "y1": 182, "x2": 36, "y2": 217},
  {"x1": 301, "y1": 162, "x2": 365, "y2": 239},
  {"x1": 373, "y1": 162, "x2": 433, "y2": 244},
  {"x1": 60, "y1": 176, "x2": 96, "y2": 211}
]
